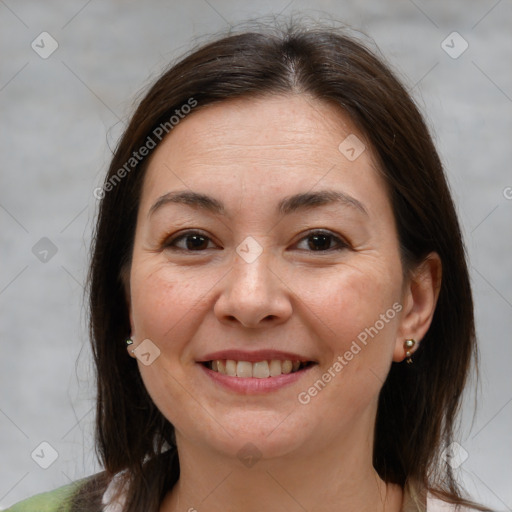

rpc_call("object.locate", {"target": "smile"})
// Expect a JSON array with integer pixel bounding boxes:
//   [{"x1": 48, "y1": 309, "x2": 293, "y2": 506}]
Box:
[
  {"x1": 199, "y1": 359, "x2": 317, "y2": 394},
  {"x1": 202, "y1": 359, "x2": 314, "y2": 378}
]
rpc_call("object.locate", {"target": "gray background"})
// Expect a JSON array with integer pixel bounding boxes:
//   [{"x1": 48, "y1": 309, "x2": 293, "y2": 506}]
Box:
[{"x1": 1, "y1": 0, "x2": 511, "y2": 510}]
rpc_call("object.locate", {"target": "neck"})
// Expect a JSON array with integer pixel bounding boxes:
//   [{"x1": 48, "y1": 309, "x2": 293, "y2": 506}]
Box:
[{"x1": 160, "y1": 420, "x2": 403, "y2": 512}]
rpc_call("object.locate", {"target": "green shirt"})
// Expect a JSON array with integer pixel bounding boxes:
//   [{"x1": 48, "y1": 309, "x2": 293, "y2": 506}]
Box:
[{"x1": 4, "y1": 481, "x2": 82, "y2": 512}]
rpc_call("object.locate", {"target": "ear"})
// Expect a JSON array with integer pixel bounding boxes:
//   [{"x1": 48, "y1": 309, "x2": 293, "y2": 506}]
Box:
[
  {"x1": 121, "y1": 263, "x2": 137, "y2": 358},
  {"x1": 393, "y1": 252, "x2": 442, "y2": 362},
  {"x1": 126, "y1": 316, "x2": 137, "y2": 359}
]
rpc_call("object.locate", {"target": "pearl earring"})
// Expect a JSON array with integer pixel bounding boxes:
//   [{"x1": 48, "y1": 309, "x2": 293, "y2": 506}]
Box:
[
  {"x1": 404, "y1": 339, "x2": 416, "y2": 364},
  {"x1": 126, "y1": 338, "x2": 135, "y2": 355}
]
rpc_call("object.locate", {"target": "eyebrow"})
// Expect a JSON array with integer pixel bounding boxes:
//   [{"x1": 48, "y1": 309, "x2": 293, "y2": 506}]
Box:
[{"x1": 148, "y1": 189, "x2": 368, "y2": 218}]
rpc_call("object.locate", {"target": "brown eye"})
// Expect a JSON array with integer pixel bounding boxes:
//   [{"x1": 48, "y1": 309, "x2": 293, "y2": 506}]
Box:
[
  {"x1": 295, "y1": 230, "x2": 348, "y2": 252},
  {"x1": 165, "y1": 231, "x2": 216, "y2": 251}
]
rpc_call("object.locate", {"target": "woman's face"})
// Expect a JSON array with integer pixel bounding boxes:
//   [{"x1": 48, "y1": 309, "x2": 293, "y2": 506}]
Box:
[{"x1": 127, "y1": 94, "x2": 413, "y2": 460}]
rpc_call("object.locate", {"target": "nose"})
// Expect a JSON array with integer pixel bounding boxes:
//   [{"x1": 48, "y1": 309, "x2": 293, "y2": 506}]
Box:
[{"x1": 213, "y1": 251, "x2": 293, "y2": 328}]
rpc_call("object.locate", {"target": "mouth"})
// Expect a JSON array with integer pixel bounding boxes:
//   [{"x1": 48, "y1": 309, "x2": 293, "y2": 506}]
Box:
[{"x1": 201, "y1": 359, "x2": 316, "y2": 378}]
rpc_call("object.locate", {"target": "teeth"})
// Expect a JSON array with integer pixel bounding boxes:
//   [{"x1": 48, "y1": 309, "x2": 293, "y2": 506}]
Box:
[
  {"x1": 269, "y1": 359, "x2": 282, "y2": 377},
  {"x1": 252, "y1": 361, "x2": 269, "y2": 379},
  {"x1": 225, "y1": 360, "x2": 236, "y2": 376},
  {"x1": 236, "y1": 361, "x2": 252, "y2": 378},
  {"x1": 208, "y1": 359, "x2": 307, "y2": 378},
  {"x1": 281, "y1": 360, "x2": 293, "y2": 374}
]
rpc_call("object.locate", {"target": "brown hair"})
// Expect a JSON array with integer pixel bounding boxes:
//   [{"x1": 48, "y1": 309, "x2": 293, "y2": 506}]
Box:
[{"x1": 85, "y1": 21, "x2": 490, "y2": 511}]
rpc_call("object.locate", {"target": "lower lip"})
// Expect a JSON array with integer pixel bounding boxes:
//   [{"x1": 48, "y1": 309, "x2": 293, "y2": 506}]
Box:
[{"x1": 198, "y1": 363, "x2": 315, "y2": 394}]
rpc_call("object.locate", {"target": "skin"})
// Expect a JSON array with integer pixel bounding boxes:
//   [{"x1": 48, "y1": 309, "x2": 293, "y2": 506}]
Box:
[{"x1": 125, "y1": 94, "x2": 441, "y2": 512}]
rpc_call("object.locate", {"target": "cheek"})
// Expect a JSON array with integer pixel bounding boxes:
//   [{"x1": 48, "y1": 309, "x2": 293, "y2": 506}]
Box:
[
  {"x1": 131, "y1": 276, "x2": 175, "y2": 338},
  {"x1": 128, "y1": 266, "x2": 205, "y2": 420},
  {"x1": 300, "y1": 263, "x2": 402, "y2": 396},
  {"x1": 130, "y1": 263, "x2": 201, "y2": 343},
  {"x1": 305, "y1": 262, "x2": 400, "y2": 340}
]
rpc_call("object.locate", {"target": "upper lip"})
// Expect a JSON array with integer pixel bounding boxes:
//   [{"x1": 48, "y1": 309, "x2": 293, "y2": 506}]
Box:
[{"x1": 197, "y1": 349, "x2": 316, "y2": 363}]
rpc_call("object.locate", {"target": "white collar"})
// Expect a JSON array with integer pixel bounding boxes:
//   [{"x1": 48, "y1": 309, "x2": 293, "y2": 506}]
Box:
[{"x1": 102, "y1": 473, "x2": 127, "y2": 512}]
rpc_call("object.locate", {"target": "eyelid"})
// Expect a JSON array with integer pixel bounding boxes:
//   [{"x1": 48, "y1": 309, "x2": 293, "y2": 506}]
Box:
[
  {"x1": 293, "y1": 229, "x2": 350, "y2": 251},
  {"x1": 162, "y1": 228, "x2": 349, "y2": 253},
  {"x1": 161, "y1": 229, "x2": 219, "y2": 251}
]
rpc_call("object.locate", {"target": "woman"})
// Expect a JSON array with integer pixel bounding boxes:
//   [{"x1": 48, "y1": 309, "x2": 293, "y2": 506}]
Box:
[{"x1": 7, "y1": 22, "x2": 492, "y2": 512}]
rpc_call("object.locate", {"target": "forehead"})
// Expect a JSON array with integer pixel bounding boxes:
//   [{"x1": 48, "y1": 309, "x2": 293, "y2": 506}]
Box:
[{"x1": 140, "y1": 94, "x2": 387, "y2": 217}]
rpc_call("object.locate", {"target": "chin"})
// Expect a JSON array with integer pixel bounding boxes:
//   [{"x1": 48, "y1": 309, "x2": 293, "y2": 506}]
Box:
[{"x1": 178, "y1": 408, "x2": 315, "y2": 463}]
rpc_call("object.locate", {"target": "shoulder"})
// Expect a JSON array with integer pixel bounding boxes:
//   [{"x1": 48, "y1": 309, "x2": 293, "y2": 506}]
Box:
[
  {"x1": 403, "y1": 479, "x2": 482, "y2": 512},
  {"x1": 4, "y1": 474, "x2": 108, "y2": 512},
  {"x1": 3, "y1": 481, "x2": 80, "y2": 512},
  {"x1": 427, "y1": 494, "x2": 480, "y2": 512}
]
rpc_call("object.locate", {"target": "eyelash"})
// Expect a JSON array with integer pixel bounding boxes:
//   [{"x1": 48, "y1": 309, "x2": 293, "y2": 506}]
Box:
[{"x1": 162, "y1": 229, "x2": 349, "y2": 253}]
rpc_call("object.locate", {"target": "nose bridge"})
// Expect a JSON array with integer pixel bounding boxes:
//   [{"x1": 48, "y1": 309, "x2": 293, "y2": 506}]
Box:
[
  {"x1": 233, "y1": 251, "x2": 274, "y2": 297},
  {"x1": 214, "y1": 247, "x2": 292, "y2": 327}
]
